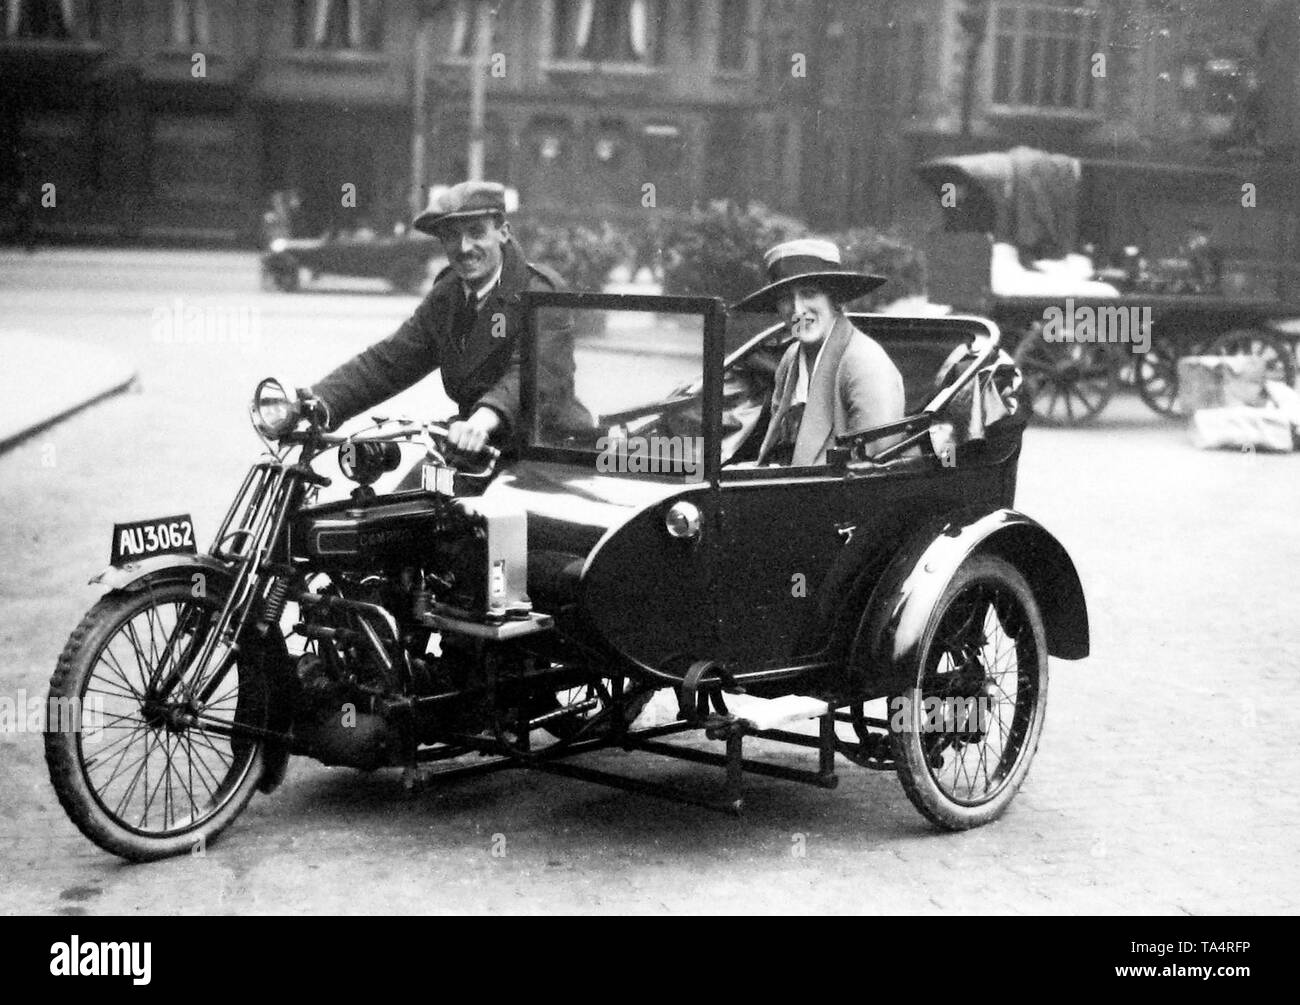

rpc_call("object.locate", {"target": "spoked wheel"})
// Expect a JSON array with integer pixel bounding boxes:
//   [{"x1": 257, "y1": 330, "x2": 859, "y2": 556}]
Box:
[
  {"x1": 44, "y1": 581, "x2": 273, "y2": 861},
  {"x1": 1135, "y1": 332, "x2": 1190, "y2": 417},
  {"x1": 1208, "y1": 328, "x2": 1297, "y2": 388},
  {"x1": 891, "y1": 556, "x2": 1049, "y2": 830},
  {"x1": 1013, "y1": 326, "x2": 1118, "y2": 426}
]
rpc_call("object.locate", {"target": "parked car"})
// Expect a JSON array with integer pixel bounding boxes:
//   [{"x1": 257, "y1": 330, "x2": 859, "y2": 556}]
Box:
[{"x1": 261, "y1": 230, "x2": 443, "y2": 294}]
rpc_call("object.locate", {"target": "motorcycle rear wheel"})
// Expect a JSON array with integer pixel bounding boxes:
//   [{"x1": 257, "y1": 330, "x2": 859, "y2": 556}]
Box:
[{"x1": 44, "y1": 581, "x2": 271, "y2": 861}]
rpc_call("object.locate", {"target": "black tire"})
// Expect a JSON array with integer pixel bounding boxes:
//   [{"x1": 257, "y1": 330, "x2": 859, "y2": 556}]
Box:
[
  {"x1": 1208, "y1": 328, "x2": 1296, "y2": 388},
  {"x1": 44, "y1": 581, "x2": 270, "y2": 861},
  {"x1": 1013, "y1": 325, "x2": 1117, "y2": 426},
  {"x1": 891, "y1": 555, "x2": 1049, "y2": 830}
]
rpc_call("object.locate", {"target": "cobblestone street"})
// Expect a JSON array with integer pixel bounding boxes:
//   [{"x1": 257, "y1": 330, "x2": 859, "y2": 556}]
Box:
[{"x1": 1, "y1": 251, "x2": 1297, "y2": 915}]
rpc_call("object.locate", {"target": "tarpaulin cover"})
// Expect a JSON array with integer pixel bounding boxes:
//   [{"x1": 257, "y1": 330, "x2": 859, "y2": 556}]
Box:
[{"x1": 917, "y1": 146, "x2": 1081, "y2": 258}]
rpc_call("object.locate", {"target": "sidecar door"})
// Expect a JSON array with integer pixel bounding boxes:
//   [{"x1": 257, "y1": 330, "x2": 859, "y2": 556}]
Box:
[{"x1": 516, "y1": 291, "x2": 728, "y2": 673}]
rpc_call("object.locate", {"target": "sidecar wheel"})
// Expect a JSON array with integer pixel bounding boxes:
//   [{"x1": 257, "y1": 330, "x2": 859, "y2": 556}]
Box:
[
  {"x1": 891, "y1": 555, "x2": 1049, "y2": 830},
  {"x1": 44, "y1": 582, "x2": 272, "y2": 861}
]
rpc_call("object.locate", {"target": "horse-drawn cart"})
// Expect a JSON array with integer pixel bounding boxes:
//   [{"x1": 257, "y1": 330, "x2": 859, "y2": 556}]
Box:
[{"x1": 917, "y1": 149, "x2": 1300, "y2": 424}]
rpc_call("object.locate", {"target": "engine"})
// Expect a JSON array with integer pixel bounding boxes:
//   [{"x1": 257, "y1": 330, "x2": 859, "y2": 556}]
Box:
[
  {"x1": 289, "y1": 490, "x2": 532, "y2": 620},
  {"x1": 285, "y1": 489, "x2": 538, "y2": 767}
]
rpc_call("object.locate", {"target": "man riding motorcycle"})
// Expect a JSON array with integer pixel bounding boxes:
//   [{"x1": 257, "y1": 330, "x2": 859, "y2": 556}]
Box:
[{"x1": 307, "y1": 180, "x2": 588, "y2": 456}]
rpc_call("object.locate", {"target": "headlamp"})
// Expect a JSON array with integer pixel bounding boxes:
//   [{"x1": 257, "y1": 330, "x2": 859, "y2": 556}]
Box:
[{"x1": 250, "y1": 378, "x2": 298, "y2": 439}]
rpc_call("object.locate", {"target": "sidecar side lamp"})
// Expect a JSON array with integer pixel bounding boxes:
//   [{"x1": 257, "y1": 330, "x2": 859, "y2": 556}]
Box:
[
  {"x1": 665, "y1": 501, "x2": 701, "y2": 540},
  {"x1": 251, "y1": 378, "x2": 297, "y2": 439}
]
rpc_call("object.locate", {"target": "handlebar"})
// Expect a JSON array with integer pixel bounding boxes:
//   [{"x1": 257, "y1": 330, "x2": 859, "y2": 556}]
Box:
[{"x1": 315, "y1": 417, "x2": 501, "y2": 480}]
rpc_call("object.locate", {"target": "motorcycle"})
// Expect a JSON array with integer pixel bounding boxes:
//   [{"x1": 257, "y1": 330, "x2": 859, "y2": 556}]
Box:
[{"x1": 44, "y1": 378, "x2": 649, "y2": 861}]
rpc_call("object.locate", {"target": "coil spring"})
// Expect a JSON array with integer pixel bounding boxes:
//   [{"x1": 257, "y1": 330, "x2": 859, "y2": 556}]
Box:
[{"x1": 256, "y1": 576, "x2": 292, "y2": 635}]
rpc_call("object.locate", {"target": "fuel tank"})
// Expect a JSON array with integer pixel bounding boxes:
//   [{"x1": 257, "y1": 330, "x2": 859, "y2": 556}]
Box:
[{"x1": 290, "y1": 490, "x2": 478, "y2": 571}]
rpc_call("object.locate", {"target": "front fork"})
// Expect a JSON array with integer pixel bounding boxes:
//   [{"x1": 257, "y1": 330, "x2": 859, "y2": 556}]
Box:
[{"x1": 150, "y1": 460, "x2": 318, "y2": 708}]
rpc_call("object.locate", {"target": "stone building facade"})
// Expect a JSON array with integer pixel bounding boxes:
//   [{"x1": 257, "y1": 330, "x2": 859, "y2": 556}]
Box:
[{"x1": 1, "y1": 0, "x2": 1294, "y2": 268}]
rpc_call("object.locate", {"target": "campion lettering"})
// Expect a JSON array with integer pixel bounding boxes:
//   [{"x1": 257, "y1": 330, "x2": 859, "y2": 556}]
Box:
[
  {"x1": 1040, "y1": 299, "x2": 1152, "y2": 354},
  {"x1": 596, "y1": 434, "x2": 703, "y2": 476}
]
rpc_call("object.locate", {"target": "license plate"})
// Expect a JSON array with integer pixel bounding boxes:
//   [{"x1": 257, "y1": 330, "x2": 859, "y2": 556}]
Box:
[
  {"x1": 110, "y1": 514, "x2": 197, "y2": 566},
  {"x1": 421, "y1": 463, "x2": 456, "y2": 495}
]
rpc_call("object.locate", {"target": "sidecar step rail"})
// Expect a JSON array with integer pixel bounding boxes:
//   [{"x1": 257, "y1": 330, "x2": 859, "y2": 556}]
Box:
[{"x1": 529, "y1": 713, "x2": 841, "y2": 816}]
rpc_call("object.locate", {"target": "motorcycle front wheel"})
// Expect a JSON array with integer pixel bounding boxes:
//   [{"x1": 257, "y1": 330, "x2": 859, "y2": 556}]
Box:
[{"x1": 44, "y1": 580, "x2": 272, "y2": 861}]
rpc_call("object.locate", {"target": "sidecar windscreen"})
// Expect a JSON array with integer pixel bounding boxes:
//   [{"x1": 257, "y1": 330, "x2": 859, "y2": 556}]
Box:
[{"x1": 518, "y1": 291, "x2": 726, "y2": 481}]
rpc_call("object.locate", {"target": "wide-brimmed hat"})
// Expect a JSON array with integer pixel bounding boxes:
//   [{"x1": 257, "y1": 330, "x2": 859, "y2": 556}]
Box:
[
  {"x1": 413, "y1": 180, "x2": 509, "y2": 235},
  {"x1": 731, "y1": 238, "x2": 886, "y2": 313}
]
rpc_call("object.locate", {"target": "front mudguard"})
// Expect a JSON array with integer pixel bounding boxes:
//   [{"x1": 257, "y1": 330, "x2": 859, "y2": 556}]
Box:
[
  {"x1": 848, "y1": 508, "x2": 1089, "y2": 697},
  {"x1": 90, "y1": 552, "x2": 234, "y2": 594},
  {"x1": 89, "y1": 554, "x2": 295, "y2": 793}
]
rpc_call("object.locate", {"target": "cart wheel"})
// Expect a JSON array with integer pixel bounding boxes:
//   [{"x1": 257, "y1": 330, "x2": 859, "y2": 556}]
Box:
[
  {"x1": 1208, "y1": 328, "x2": 1297, "y2": 388},
  {"x1": 1012, "y1": 326, "x2": 1116, "y2": 425},
  {"x1": 891, "y1": 555, "x2": 1049, "y2": 831},
  {"x1": 1135, "y1": 333, "x2": 1187, "y2": 417}
]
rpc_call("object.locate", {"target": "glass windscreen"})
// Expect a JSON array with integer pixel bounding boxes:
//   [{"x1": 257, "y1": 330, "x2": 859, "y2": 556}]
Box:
[{"x1": 529, "y1": 304, "x2": 708, "y2": 477}]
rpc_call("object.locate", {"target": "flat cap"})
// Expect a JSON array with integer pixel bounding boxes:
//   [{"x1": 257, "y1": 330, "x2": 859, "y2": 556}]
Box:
[{"x1": 413, "y1": 181, "x2": 508, "y2": 235}]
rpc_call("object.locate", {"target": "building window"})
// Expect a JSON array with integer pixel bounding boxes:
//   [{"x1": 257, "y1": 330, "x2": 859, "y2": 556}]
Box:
[
  {"x1": 990, "y1": 1, "x2": 1100, "y2": 111},
  {"x1": 904, "y1": 21, "x2": 928, "y2": 116},
  {"x1": 3, "y1": 0, "x2": 99, "y2": 40},
  {"x1": 552, "y1": 0, "x2": 659, "y2": 64},
  {"x1": 294, "y1": 0, "x2": 382, "y2": 51},
  {"x1": 447, "y1": 0, "x2": 493, "y2": 59},
  {"x1": 170, "y1": 0, "x2": 211, "y2": 47},
  {"x1": 716, "y1": 0, "x2": 750, "y2": 71}
]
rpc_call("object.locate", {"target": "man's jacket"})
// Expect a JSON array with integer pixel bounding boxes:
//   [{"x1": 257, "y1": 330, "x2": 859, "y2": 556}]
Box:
[
  {"x1": 311, "y1": 238, "x2": 571, "y2": 439},
  {"x1": 756, "y1": 315, "x2": 905, "y2": 466}
]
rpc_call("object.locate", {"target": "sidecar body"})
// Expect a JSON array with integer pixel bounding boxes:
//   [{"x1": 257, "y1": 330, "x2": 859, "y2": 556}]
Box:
[{"x1": 457, "y1": 290, "x2": 1090, "y2": 826}]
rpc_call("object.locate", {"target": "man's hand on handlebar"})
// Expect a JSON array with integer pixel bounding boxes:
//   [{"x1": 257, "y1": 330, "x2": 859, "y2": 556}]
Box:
[{"x1": 447, "y1": 406, "x2": 500, "y2": 456}]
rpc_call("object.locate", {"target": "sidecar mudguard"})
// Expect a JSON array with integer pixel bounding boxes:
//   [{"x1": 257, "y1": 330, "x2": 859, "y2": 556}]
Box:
[
  {"x1": 848, "y1": 508, "x2": 1089, "y2": 695},
  {"x1": 89, "y1": 553, "x2": 294, "y2": 794}
]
